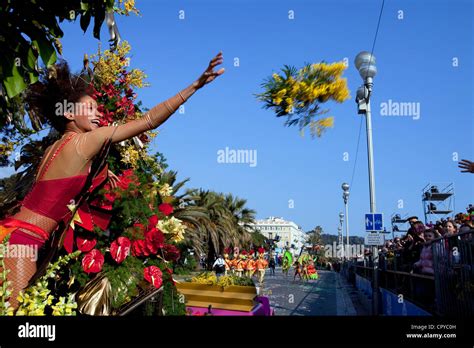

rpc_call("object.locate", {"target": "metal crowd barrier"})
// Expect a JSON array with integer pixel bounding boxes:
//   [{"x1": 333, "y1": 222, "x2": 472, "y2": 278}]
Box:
[
  {"x1": 343, "y1": 229, "x2": 473, "y2": 316},
  {"x1": 432, "y1": 229, "x2": 473, "y2": 316}
]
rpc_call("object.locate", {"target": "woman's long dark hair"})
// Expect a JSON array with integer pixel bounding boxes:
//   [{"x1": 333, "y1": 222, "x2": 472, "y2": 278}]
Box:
[{"x1": 25, "y1": 60, "x2": 93, "y2": 132}]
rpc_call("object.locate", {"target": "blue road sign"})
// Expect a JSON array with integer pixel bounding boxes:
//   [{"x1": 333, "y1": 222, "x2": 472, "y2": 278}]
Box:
[
  {"x1": 365, "y1": 213, "x2": 384, "y2": 232},
  {"x1": 365, "y1": 214, "x2": 374, "y2": 231}
]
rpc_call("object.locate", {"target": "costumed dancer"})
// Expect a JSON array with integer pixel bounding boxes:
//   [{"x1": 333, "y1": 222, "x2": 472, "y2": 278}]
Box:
[
  {"x1": 246, "y1": 250, "x2": 256, "y2": 278},
  {"x1": 282, "y1": 249, "x2": 292, "y2": 276},
  {"x1": 240, "y1": 250, "x2": 248, "y2": 277},
  {"x1": 235, "y1": 251, "x2": 245, "y2": 277},
  {"x1": 293, "y1": 261, "x2": 302, "y2": 281},
  {"x1": 0, "y1": 53, "x2": 225, "y2": 308},
  {"x1": 223, "y1": 247, "x2": 232, "y2": 276},
  {"x1": 256, "y1": 247, "x2": 268, "y2": 284},
  {"x1": 307, "y1": 259, "x2": 318, "y2": 280}
]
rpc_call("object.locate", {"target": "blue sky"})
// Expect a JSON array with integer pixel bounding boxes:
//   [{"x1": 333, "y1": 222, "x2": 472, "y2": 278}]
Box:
[{"x1": 2, "y1": 0, "x2": 473, "y2": 236}]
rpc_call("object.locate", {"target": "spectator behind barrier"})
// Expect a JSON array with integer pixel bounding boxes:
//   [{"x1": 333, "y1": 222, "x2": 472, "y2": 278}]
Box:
[{"x1": 413, "y1": 229, "x2": 435, "y2": 275}]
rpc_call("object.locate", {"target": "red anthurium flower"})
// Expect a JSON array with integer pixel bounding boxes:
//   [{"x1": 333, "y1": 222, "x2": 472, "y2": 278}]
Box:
[
  {"x1": 110, "y1": 237, "x2": 131, "y2": 264},
  {"x1": 147, "y1": 215, "x2": 159, "y2": 231},
  {"x1": 143, "y1": 266, "x2": 163, "y2": 288},
  {"x1": 145, "y1": 228, "x2": 165, "y2": 254},
  {"x1": 76, "y1": 235, "x2": 97, "y2": 252},
  {"x1": 82, "y1": 249, "x2": 104, "y2": 274},
  {"x1": 158, "y1": 203, "x2": 174, "y2": 216},
  {"x1": 131, "y1": 239, "x2": 146, "y2": 257},
  {"x1": 163, "y1": 244, "x2": 180, "y2": 262}
]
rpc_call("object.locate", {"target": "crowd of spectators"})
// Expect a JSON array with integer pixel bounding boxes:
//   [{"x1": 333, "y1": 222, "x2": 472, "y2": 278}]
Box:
[{"x1": 375, "y1": 208, "x2": 473, "y2": 275}]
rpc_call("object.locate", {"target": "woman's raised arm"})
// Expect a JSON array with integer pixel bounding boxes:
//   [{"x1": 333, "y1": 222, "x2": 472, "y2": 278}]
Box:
[{"x1": 82, "y1": 52, "x2": 224, "y2": 158}]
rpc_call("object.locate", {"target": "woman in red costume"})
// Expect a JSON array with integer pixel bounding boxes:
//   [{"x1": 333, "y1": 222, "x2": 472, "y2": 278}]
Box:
[{"x1": 0, "y1": 53, "x2": 225, "y2": 307}]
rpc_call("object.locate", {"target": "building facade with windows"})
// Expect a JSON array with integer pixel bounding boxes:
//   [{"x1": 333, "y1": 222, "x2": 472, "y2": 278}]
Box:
[{"x1": 249, "y1": 216, "x2": 307, "y2": 253}]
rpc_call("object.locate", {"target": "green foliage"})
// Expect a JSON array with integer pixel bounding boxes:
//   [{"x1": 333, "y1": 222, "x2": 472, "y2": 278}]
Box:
[
  {"x1": 103, "y1": 256, "x2": 144, "y2": 309},
  {"x1": 173, "y1": 252, "x2": 198, "y2": 275},
  {"x1": 161, "y1": 273, "x2": 186, "y2": 316},
  {"x1": 0, "y1": 0, "x2": 117, "y2": 124},
  {"x1": 251, "y1": 230, "x2": 268, "y2": 248}
]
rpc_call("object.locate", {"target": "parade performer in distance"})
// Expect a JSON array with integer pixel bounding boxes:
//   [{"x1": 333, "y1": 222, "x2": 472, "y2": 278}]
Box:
[
  {"x1": 301, "y1": 261, "x2": 309, "y2": 281},
  {"x1": 0, "y1": 52, "x2": 225, "y2": 308},
  {"x1": 255, "y1": 247, "x2": 268, "y2": 284},
  {"x1": 282, "y1": 249, "x2": 292, "y2": 276},
  {"x1": 240, "y1": 250, "x2": 248, "y2": 277},
  {"x1": 235, "y1": 251, "x2": 245, "y2": 277},
  {"x1": 223, "y1": 247, "x2": 232, "y2": 276},
  {"x1": 307, "y1": 259, "x2": 318, "y2": 280},
  {"x1": 293, "y1": 261, "x2": 302, "y2": 281},
  {"x1": 246, "y1": 250, "x2": 256, "y2": 278}
]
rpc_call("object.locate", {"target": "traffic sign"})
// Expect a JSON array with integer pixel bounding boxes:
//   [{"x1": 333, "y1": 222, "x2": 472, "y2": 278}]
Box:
[
  {"x1": 365, "y1": 233, "x2": 385, "y2": 246},
  {"x1": 365, "y1": 213, "x2": 384, "y2": 232}
]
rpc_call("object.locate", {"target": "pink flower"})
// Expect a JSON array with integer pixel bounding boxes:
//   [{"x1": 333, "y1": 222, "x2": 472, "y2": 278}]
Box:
[
  {"x1": 131, "y1": 239, "x2": 146, "y2": 257},
  {"x1": 76, "y1": 236, "x2": 97, "y2": 252},
  {"x1": 110, "y1": 237, "x2": 131, "y2": 264},
  {"x1": 163, "y1": 244, "x2": 180, "y2": 262},
  {"x1": 145, "y1": 228, "x2": 165, "y2": 254},
  {"x1": 158, "y1": 203, "x2": 174, "y2": 216},
  {"x1": 147, "y1": 215, "x2": 159, "y2": 231},
  {"x1": 82, "y1": 249, "x2": 104, "y2": 274},
  {"x1": 144, "y1": 266, "x2": 163, "y2": 288}
]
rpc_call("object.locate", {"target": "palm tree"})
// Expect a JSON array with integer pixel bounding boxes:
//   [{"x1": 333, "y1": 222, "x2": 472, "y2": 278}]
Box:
[
  {"x1": 223, "y1": 193, "x2": 256, "y2": 247},
  {"x1": 176, "y1": 190, "x2": 257, "y2": 269}
]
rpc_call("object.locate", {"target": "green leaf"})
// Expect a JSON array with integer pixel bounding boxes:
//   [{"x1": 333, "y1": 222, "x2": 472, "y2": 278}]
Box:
[
  {"x1": 80, "y1": 12, "x2": 91, "y2": 32},
  {"x1": 92, "y1": 8, "x2": 106, "y2": 40},
  {"x1": 28, "y1": 71, "x2": 39, "y2": 84},
  {"x1": 32, "y1": 37, "x2": 57, "y2": 67},
  {"x1": 80, "y1": 1, "x2": 90, "y2": 11},
  {"x1": 25, "y1": 46, "x2": 38, "y2": 71},
  {"x1": 2, "y1": 63, "x2": 27, "y2": 98}
]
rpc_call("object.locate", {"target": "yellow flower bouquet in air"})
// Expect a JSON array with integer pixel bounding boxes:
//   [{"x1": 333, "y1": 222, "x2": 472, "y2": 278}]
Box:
[{"x1": 256, "y1": 62, "x2": 350, "y2": 138}]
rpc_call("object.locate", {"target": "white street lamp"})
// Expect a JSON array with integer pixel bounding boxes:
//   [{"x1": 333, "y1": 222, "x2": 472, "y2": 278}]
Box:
[
  {"x1": 355, "y1": 51, "x2": 377, "y2": 214},
  {"x1": 355, "y1": 51, "x2": 379, "y2": 316},
  {"x1": 342, "y1": 183, "x2": 350, "y2": 254},
  {"x1": 339, "y1": 212, "x2": 344, "y2": 256}
]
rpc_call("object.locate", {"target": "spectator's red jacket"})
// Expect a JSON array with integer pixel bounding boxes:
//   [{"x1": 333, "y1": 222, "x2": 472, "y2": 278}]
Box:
[{"x1": 414, "y1": 244, "x2": 434, "y2": 275}]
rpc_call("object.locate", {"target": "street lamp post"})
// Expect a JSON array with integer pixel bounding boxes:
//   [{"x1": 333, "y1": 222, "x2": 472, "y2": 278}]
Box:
[
  {"x1": 355, "y1": 51, "x2": 379, "y2": 316},
  {"x1": 338, "y1": 213, "x2": 344, "y2": 256},
  {"x1": 337, "y1": 226, "x2": 342, "y2": 258},
  {"x1": 355, "y1": 51, "x2": 377, "y2": 213},
  {"x1": 342, "y1": 183, "x2": 350, "y2": 257}
]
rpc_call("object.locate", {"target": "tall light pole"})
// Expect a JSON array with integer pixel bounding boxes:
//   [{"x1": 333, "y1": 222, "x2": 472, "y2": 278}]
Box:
[
  {"x1": 342, "y1": 183, "x2": 350, "y2": 255},
  {"x1": 337, "y1": 225, "x2": 342, "y2": 259},
  {"x1": 355, "y1": 51, "x2": 379, "y2": 316},
  {"x1": 355, "y1": 51, "x2": 377, "y2": 213},
  {"x1": 339, "y1": 212, "x2": 344, "y2": 257}
]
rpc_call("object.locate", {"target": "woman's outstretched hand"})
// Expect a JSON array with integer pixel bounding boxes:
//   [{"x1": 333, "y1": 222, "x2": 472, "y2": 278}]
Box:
[
  {"x1": 458, "y1": 159, "x2": 474, "y2": 173},
  {"x1": 194, "y1": 52, "x2": 225, "y2": 89}
]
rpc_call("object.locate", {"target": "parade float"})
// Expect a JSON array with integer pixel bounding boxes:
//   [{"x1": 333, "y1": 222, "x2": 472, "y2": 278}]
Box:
[{"x1": 176, "y1": 249, "x2": 273, "y2": 316}]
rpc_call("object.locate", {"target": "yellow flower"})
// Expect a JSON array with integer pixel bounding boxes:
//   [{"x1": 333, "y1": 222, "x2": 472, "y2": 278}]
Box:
[
  {"x1": 120, "y1": 145, "x2": 141, "y2": 168},
  {"x1": 276, "y1": 88, "x2": 287, "y2": 98},
  {"x1": 273, "y1": 97, "x2": 282, "y2": 105},
  {"x1": 310, "y1": 117, "x2": 334, "y2": 137},
  {"x1": 158, "y1": 183, "x2": 173, "y2": 198},
  {"x1": 157, "y1": 217, "x2": 186, "y2": 242},
  {"x1": 290, "y1": 83, "x2": 300, "y2": 95},
  {"x1": 272, "y1": 73, "x2": 282, "y2": 82}
]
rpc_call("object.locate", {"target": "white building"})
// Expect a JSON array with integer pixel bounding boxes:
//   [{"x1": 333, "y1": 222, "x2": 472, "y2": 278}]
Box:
[{"x1": 249, "y1": 216, "x2": 307, "y2": 253}]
